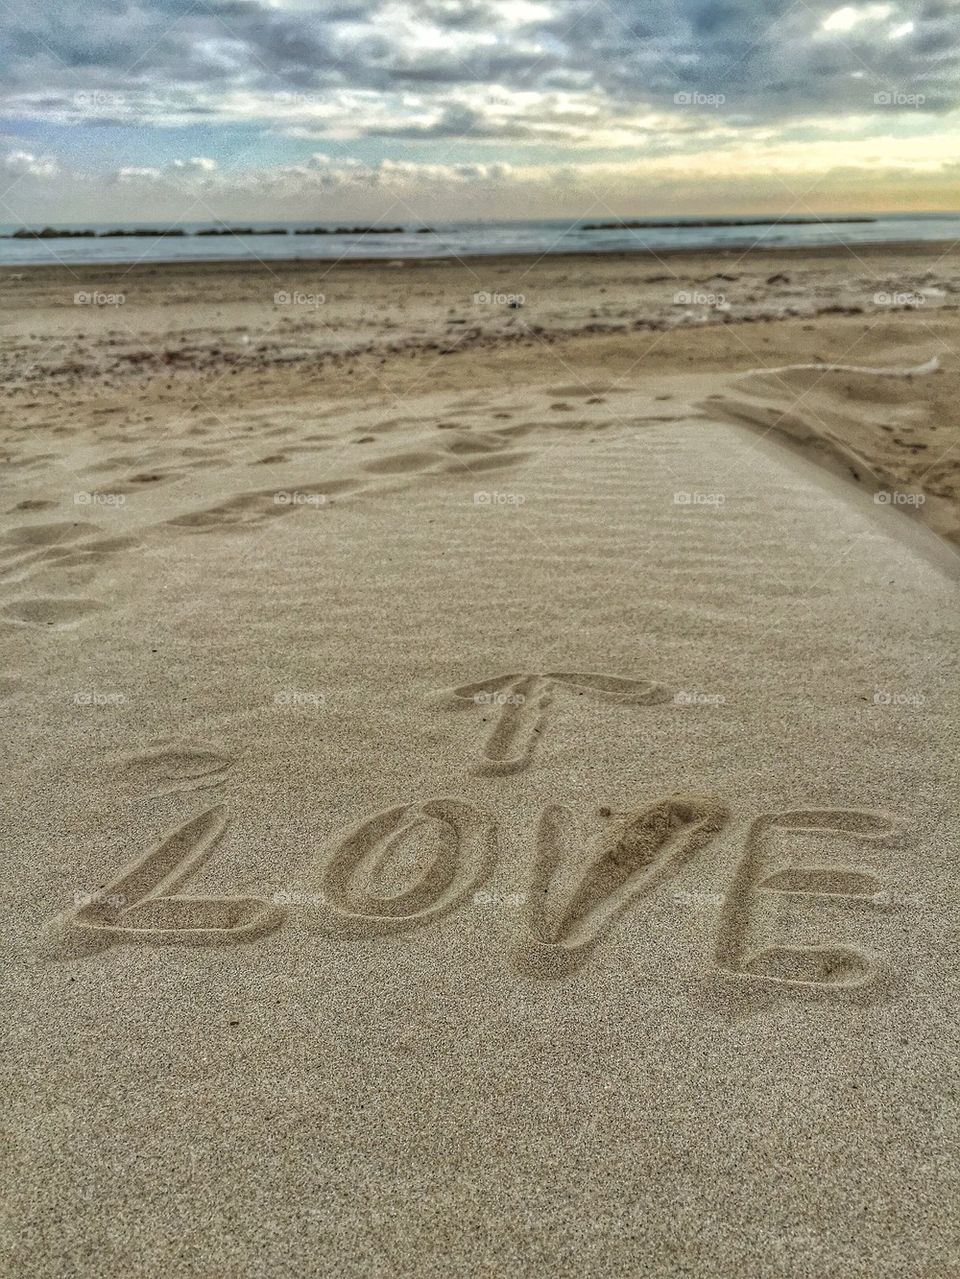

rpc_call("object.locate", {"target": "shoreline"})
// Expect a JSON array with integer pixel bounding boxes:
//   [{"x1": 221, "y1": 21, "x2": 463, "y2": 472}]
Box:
[{"x1": 3, "y1": 237, "x2": 959, "y2": 277}]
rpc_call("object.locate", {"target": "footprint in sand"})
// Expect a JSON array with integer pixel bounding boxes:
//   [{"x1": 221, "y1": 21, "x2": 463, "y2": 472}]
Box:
[
  {"x1": 2, "y1": 452, "x2": 58, "y2": 472},
  {"x1": 0, "y1": 520, "x2": 139, "y2": 594},
  {"x1": 363, "y1": 450, "x2": 446, "y2": 475},
  {"x1": 363, "y1": 440, "x2": 532, "y2": 481},
  {"x1": 181, "y1": 454, "x2": 231, "y2": 470},
  {"x1": 2, "y1": 596, "x2": 107, "y2": 629},
  {"x1": 83, "y1": 451, "x2": 166, "y2": 475},
  {"x1": 27, "y1": 555, "x2": 103, "y2": 588},
  {"x1": 80, "y1": 536, "x2": 141, "y2": 556},
  {"x1": 119, "y1": 469, "x2": 182, "y2": 489},
  {"x1": 491, "y1": 417, "x2": 609, "y2": 437},
  {"x1": 28, "y1": 537, "x2": 140, "y2": 576},
  {"x1": 442, "y1": 449, "x2": 531, "y2": 475},
  {"x1": 7, "y1": 499, "x2": 57, "y2": 513},
  {"x1": 440, "y1": 432, "x2": 505, "y2": 456},
  {"x1": 546, "y1": 383, "x2": 624, "y2": 399},
  {"x1": 0, "y1": 521, "x2": 102, "y2": 553},
  {"x1": 437, "y1": 432, "x2": 533, "y2": 475},
  {"x1": 165, "y1": 480, "x2": 359, "y2": 532},
  {"x1": 179, "y1": 446, "x2": 227, "y2": 461}
]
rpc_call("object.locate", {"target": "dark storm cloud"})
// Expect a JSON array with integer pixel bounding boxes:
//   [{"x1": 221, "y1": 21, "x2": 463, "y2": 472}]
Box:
[
  {"x1": 540, "y1": 0, "x2": 957, "y2": 113},
  {"x1": 1, "y1": 0, "x2": 957, "y2": 124}
]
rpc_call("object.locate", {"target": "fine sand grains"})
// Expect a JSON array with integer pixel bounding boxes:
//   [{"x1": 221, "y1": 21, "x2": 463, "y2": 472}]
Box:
[{"x1": 1, "y1": 386, "x2": 958, "y2": 1277}]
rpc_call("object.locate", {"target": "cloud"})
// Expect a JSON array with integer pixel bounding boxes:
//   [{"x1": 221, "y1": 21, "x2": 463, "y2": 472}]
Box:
[
  {"x1": 821, "y1": 5, "x2": 894, "y2": 33},
  {"x1": 1, "y1": 0, "x2": 957, "y2": 219},
  {"x1": 1, "y1": 0, "x2": 955, "y2": 133},
  {"x1": 115, "y1": 157, "x2": 217, "y2": 183},
  {"x1": 115, "y1": 166, "x2": 164, "y2": 182},
  {"x1": 111, "y1": 152, "x2": 513, "y2": 193},
  {"x1": 3, "y1": 149, "x2": 58, "y2": 177},
  {"x1": 170, "y1": 156, "x2": 218, "y2": 171},
  {"x1": 103, "y1": 134, "x2": 958, "y2": 200},
  {"x1": 9, "y1": 133, "x2": 960, "y2": 222}
]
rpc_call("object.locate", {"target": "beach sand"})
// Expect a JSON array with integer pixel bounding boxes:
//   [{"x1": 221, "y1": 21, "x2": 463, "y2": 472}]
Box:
[{"x1": 1, "y1": 244, "x2": 959, "y2": 1277}]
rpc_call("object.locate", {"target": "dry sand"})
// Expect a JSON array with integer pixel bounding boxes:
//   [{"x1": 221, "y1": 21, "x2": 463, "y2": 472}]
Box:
[{"x1": 1, "y1": 245, "x2": 959, "y2": 1277}]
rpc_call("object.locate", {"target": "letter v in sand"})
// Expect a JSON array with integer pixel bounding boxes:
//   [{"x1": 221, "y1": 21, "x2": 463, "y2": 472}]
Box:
[{"x1": 516, "y1": 795, "x2": 729, "y2": 977}]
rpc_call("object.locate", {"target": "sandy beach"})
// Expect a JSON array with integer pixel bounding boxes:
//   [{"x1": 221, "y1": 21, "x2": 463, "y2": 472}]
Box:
[{"x1": 2, "y1": 244, "x2": 959, "y2": 1277}]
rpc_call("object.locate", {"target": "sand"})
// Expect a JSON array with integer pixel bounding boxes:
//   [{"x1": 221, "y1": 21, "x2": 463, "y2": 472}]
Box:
[{"x1": 1, "y1": 245, "x2": 959, "y2": 1277}]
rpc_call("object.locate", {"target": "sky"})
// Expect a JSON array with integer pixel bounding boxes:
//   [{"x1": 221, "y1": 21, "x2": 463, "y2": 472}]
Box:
[{"x1": 1, "y1": 0, "x2": 957, "y2": 224}]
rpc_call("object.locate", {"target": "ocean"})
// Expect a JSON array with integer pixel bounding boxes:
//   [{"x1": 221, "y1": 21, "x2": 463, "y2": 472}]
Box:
[{"x1": 1, "y1": 212, "x2": 958, "y2": 267}]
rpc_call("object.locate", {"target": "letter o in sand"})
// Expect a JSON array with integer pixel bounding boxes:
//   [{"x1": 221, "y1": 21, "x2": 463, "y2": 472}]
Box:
[{"x1": 309, "y1": 798, "x2": 496, "y2": 937}]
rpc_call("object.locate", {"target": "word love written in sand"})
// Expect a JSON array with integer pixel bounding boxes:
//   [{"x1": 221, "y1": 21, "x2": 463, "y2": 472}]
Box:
[{"x1": 46, "y1": 800, "x2": 901, "y2": 992}]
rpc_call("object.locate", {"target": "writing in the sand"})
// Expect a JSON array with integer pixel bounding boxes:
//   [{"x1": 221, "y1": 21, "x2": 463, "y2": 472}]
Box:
[
  {"x1": 438, "y1": 671, "x2": 673, "y2": 775},
  {"x1": 49, "y1": 797, "x2": 900, "y2": 992}
]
